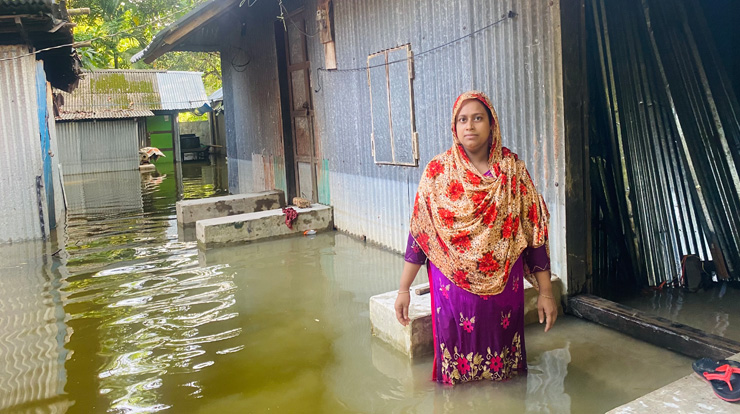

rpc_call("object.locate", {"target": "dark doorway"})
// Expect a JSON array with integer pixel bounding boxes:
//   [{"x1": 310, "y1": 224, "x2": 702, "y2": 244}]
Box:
[
  {"x1": 274, "y1": 9, "x2": 318, "y2": 202},
  {"x1": 566, "y1": 0, "x2": 740, "y2": 360}
]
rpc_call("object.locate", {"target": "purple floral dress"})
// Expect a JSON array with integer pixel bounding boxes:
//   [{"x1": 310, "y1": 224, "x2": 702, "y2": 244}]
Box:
[{"x1": 405, "y1": 235, "x2": 549, "y2": 385}]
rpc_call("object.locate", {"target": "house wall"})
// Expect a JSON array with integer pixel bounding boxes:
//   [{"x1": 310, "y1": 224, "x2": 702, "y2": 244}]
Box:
[
  {"x1": 220, "y1": 3, "x2": 287, "y2": 196},
  {"x1": 57, "y1": 119, "x2": 141, "y2": 175},
  {"x1": 0, "y1": 45, "x2": 48, "y2": 243},
  {"x1": 221, "y1": 0, "x2": 567, "y2": 285}
]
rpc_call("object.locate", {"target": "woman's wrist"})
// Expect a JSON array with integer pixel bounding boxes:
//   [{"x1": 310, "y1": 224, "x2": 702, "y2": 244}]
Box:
[{"x1": 538, "y1": 292, "x2": 555, "y2": 299}]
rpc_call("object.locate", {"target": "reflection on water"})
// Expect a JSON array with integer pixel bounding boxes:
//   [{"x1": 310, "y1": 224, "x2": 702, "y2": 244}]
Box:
[
  {"x1": 526, "y1": 346, "x2": 571, "y2": 413},
  {"x1": 620, "y1": 286, "x2": 740, "y2": 342},
  {"x1": 0, "y1": 241, "x2": 71, "y2": 411},
  {"x1": 0, "y1": 160, "x2": 693, "y2": 413}
]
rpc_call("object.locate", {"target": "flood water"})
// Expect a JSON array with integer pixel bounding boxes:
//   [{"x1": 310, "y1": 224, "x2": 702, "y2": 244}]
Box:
[
  {"x1": 620, "y1": 285, "x2": 740, "y2": 343},
  {"x1": 1, "y1": 161, "x2": 695, "y2": 413}
]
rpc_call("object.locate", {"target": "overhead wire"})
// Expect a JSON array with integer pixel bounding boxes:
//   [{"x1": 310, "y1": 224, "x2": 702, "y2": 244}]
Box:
[
  {"x1": 277, "y1": 0, "x2": 319, "y2": 37},
  {"x1": 313, "y1": 11, "x2": 517, "y2": 92}
]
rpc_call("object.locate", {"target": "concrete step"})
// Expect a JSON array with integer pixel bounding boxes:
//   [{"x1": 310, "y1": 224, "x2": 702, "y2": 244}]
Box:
[
  {"x1": 369, "y1": 277, "x2": 564, "y2": 359},
  {"x1": 176, "y1": 190, "x2": 285, "y2": 226},
  {"x1": 196, "y1": 204, "x2": 333, "y2": 249},
  {"x1": 607, "y1": 352, "x2": 740, "y2": 413}
]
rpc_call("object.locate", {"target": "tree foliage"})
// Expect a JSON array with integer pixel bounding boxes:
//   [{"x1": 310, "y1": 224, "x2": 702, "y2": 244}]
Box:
[{"x1": 68, "y1": 0, "x2": 221, "y2": 94}]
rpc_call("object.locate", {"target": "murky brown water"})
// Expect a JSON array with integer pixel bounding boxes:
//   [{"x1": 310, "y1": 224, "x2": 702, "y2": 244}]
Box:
[
  {"x1": 620, "y1": 286, "x2": 740, "y2": 342},
  {"x1": 0, "y1": 161, "x2": 694, "y2": 413}
]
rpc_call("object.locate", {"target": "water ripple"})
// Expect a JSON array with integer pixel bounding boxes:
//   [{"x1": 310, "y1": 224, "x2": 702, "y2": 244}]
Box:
[{"x1": 57, "y1": 166, "x2": 238, "y2": 413}]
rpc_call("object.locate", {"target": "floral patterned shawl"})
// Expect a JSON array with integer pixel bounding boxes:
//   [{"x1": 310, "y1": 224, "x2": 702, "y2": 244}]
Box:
[{"x1": 409, "y1": 91, "x2": 550, "y2": 296}]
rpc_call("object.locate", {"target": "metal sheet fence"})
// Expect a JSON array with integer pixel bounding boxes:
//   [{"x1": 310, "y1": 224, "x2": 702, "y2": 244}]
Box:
[
  {"x1": 0, "y1": 45, "x2": 45, "y2": 243},
  {"x1": 57, "y1": 120, "x2": 140, "y2": 175},
  {"x1": 588, "y1": 0, "x2": 740, "y2": 289}
]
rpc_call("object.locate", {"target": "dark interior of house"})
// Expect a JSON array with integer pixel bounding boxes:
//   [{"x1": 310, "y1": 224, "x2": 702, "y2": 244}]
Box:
[{"x1": 584, "y1": 0, "x2": 740, "y2": 344}]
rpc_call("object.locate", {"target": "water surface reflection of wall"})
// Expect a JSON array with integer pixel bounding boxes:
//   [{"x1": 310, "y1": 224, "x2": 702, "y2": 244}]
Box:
[
  {"x1": 63, "y1": 170, "x2": 144, "y2": 217},
  {"x1": 0, "y1": 241, "x2": 70, "y2": 410}
]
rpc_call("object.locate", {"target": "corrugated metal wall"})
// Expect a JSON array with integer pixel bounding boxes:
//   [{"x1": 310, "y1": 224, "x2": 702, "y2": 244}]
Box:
[
  {"x1": 316, "y1": 0, "x2": 565, "y2": 267},
  {"x1": 222, "y1": 0, "x2": 566, "y2": 283},
  {"x1": 57, "y1": 120, "x2": 141, "y2": 175},
  {"x1": 0, "y1": 45, "x2": 46, "y2": 243},
  {"x1": 220, "y1": 4, "x2": 286, "y2": 195}
]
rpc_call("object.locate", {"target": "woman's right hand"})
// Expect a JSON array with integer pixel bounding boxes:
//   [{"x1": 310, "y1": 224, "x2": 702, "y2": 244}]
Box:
[{"x1": 394, "y1": 293, "x2": 411, "y2": 326}]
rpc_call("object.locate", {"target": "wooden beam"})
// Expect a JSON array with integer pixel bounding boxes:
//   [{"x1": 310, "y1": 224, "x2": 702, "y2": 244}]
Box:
[
  {"x1": 568, "y1": 294, "x2": 740, "y2": 360},
  {"x1": 0, "y1": 14, "x2": 37, "y2": 20},
  {"x1": 14, "y1": 16, "x2": 31, "y2": 51},
  {"x1": 49, "y1": 20, "x2": 67, "y2": 33},
  {"x1": 67, "y1": 8, "x2": 91, "y2": 16},
  {"x1": 414, "y1": 283, "x2": 431, "y2": 295},
  {"x1": 560, "y1": 0, "x2": 591, "y2": 294}
]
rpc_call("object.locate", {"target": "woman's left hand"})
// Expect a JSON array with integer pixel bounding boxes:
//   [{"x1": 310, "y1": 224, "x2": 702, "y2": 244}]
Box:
[{"x1": 537, "y1": 295, "x2": 558, "y2": 332}]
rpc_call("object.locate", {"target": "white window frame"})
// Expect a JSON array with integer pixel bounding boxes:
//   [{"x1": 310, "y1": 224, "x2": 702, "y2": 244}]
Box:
[{"x1": 367, "y1": 43, "x2": 419, "y2": 167}]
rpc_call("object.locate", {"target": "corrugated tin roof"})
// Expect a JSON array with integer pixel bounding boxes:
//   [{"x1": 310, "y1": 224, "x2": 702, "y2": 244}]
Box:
[
  {"x1": 0, "y1": 0, "x2": 81, "y2": 91},
  {"x1": 156, "y1": 71, "x2": 208, "y2": 110},
  {"x1": 55, "y1": 69, "x2": 207, "y2": 120},
  {"x1": 0, "y1": 0, "x2": 53, "y2": 14},
  {"x1": 56, "y1": 109, "x2": 155, "y2": 121},
  {"x1": 208, "y1": 87, "x2": 223, "y2": 102},
  {"x1": 131, "y1": 0, "x2": 238, "y2": 64}
]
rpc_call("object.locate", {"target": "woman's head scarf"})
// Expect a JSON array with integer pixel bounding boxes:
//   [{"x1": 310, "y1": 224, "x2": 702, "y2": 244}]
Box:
[{"x1": 409, "y1": 90, "x2": 550, "y2": 296}]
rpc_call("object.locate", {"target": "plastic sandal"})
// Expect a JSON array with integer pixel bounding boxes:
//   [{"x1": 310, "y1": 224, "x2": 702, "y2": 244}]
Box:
[{"x1": 692, "y1": 358, "x2": 740, "y2": 402}]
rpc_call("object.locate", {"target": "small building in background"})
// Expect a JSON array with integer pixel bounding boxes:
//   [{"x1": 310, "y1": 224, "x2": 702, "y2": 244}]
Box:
[{"x1": 54, "y1": 70, "x2": 209, "y2": 175}]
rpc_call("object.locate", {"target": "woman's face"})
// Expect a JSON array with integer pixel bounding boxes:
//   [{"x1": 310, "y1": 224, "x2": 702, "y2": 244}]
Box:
[{"x1": 455, "y1": 99, "x2": 492, "y2": 156}]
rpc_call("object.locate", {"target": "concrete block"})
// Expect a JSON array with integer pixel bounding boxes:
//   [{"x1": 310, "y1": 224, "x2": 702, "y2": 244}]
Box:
[
  {"x1": 607, "y1": 352, "x2": 740, "y2": 413},
  {"x1": 369, "y1": 277, "x2": 564, "y2": 358},
  {"x1": 370, "y1": 283, "x2": 434, "y2": 359},
  {"x1": 196, "y1": 204, "x2": 333, "y2": 248},
  {"x1": 176, "y1": 191, "x2": 285, "y2": 226}
]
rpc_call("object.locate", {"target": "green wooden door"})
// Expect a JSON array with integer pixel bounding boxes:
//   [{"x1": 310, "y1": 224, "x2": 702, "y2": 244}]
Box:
[{"x1": 146, "y1": 115, "x2": 174, "y2": 163}]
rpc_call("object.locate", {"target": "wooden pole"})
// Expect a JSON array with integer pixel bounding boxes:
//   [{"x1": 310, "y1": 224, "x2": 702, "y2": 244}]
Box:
[{"x1": 67, "y1": 8, "x2": 91, "y2": 16}]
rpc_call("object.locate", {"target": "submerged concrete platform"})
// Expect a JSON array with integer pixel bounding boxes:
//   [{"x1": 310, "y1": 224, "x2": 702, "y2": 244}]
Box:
[
  {"x1": 176, "y1": 191, "x2": 285, "y2": 226},
  {"x1": 196, "y1": 204, "x2": 333, "y2": 248},
  {"x1": 607, "y1": 352, "x2": 740, "y2": 413},
  {"x1": 369, "y1": 276, "x2": 564, "y2": 358}
]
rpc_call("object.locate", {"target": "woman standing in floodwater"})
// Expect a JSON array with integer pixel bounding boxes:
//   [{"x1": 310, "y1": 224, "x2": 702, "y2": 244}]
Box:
[{"x1": 395, "y1": 90, "x2": 557, "y2": 385}]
